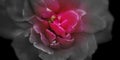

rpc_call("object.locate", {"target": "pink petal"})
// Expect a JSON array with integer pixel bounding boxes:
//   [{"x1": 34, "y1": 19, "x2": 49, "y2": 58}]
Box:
[
  {"x1": 58, "y1": 10, "x2": 79, "y2": 32},
  {"x1": 33, "y1": 24, "x2": 49, "y2": 46},
  {"x1": 76, "y1": 9, "x2": 86, "y2": 17},
  {"x1": 34, "y1": 19, "x2": 49, "y2": 32},
  {"x1": 57, "y1": 37, "x2": 74, "y2": 48},
  {"x1": 33, "y1": 19, "x2": 50, "y2": 46},
  {"x1": 50, "y1": 22, "x2": 66, "y2": 37},
  {"x1": 33, "y1": 24, "x2": 41, "y2": 34},
  {"x1": 73, "y1": 20, "x2": 83, "y2": 33},
  {"x1": 38, "y1": 19, "x2": 49, "y2": 28},
  {"x1": 44, "y1": 0, "x2": 60, "y2": 12},
  {"x1": 71, "y1": 9, "x2": 86, "y2": 33},
  {"x1": 39, "y1": 32, "x2": 49, "y2": 46},
  {"x1": 45, "y1": 29, "x2": 56, "y2": 43},
  {"x1": 32, "y1": 0, "x2": 54, "y2": 18},
  {"x1": 59, "y1": 10, "x2": 79, "y2": 24},
  {"x1": 35, "y1": 7, "x2": 54, "y2": 18},
  {"x1": 60, "y1": 19, "x2": 74, "y2": 33}
]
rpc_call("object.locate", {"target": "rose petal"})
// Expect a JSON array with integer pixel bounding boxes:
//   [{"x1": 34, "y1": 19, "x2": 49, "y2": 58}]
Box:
[
  {"x1": 70, "y1": 33, "x2": 97, "y2": 60},
  {"x1": 73, "y1": 9, "x2": 86, "y2": 33},
  {"x1": 33, "y1": 19, "x2": 50, "y2": 46},
  {"x1": 57, "y1": 37, "x2": 74, "y2": 48},
  {"x1": 39, "y1": 31, "x2": 49, "y2": 46},
  {"x1": 33, "y1": 42, "x2": 54, "y2": 54},
  {"x1": 29, "y1": 28, "x2": 40, "y2": 43},
  {"x1": 58, "y1": 0, "x2": 81, "y2": 11},
  {"x1": 60, "y1": 19, "x2": 74, "y2": 33},
  {"x1": 58, "y1": 10, "x2": 79, "y2": 33},
  {"x1": 33, "y1": 24, "x2": 41, "y2": 34},
  {"x1": 73, "y1": 21, "x2": 82, "y2": 33},
  {"x1": 44, "y1": 0, "x2": 60, "y2": 12},
  {"x1": 33, "y1": 19, "x2": 49, "y2": 33},
  {"x1": 12, "y1": 32, "x2": 41, "y2": 60},
  {"x1": 65, "y1": 33, "x2": 72, "y2": 39},
  {"x1": 50, "y1": 22, "x2": 66, "y2": 37},
  {"x1": 50, "y1": 42, "x2": 61, "y2": 49},
  {"x1": 31, "y1": 0, "x2": 55, "y2": 18},
  {"x1": 36, "y1": 7, "x2": 54, "y2": 18},
  {"x1": 76, "y1": 9, "x2": 87, "y2": 17},
  {"x1": 81, "y1": 15, "x2": 106, "y2": 33},
  {"x1": 45, "y1": 29, "x2": 56, "y2": 43},
  {"x1": 59, "y1": 10, "x2": 79, "y2": 23}
]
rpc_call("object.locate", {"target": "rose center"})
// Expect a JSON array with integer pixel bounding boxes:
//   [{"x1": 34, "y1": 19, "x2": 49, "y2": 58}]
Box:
[{"x1": 48, "y1": 15, "x2": 56, "y2": 23}]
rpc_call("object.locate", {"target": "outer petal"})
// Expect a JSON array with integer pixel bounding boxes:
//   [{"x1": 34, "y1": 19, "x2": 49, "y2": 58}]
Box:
[
  {"x1": 57, "y1": 37, "x2": 74, "y2": 48},
  {"x1": 33, "y1": 42, "x2": 54, "y2": 54},
  {"x1": 58, "y1": 0, "x2": 81, "y2": 11},
  {"x1": 6, "y1": 0, "x2": 26, "y2": 22},
  {"x1": 33, "y1": 19, "x2": 49, "y2": 46},
  {"x1": 29, "y1": 28, "x2": 40, "y2": 43},
  {"x1": 33, "y1": 24, "x2": 49, "y2": 46},
  {"x1": 31, "y1": 0, "x2": 54, "y2": 18},
  {"x1": 69, "y1": 33, "x2": 97, "y2": 60},
  {"x1": 12, "y1": 32, "x2": 40, "y2": 60},
  {"x1": 80, "y1": 14, "x2": 106, "y2": 33},
  {"x1": 29, "y1": 28, "x2": 54, "y2": 54},
  {"x1": 44, "y1": 0, "x2": 60, "y2": 12},
  {"x1": 72, "y1": 9, "x2": 86, "y2": 33},
  {"x1": 35, "y1": 6, "x2": 54, "y2": 18},
  {"x1": 33, "y1": 19, "x2": 49, "y2": 33},
  {"x1": 38, "y1": 33, "x2": 97, "y2": 60}
]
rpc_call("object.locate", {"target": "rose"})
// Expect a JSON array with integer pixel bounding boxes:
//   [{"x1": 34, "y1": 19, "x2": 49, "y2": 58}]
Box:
[
  {"x1": 0, "y1": 0, "x2": 112, "y2": 60},
  {"x1": 33, "y1": 10, "x2": 86, "y2": 49},
  {"x1": 30, "y1": 0, "x2": 86, "y2": 51},
  {"x1": 28, "y1": 0, "x2": 101, "y2": 60}
]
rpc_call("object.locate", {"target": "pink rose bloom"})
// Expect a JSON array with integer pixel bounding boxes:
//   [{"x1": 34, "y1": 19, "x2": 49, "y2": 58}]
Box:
[
  {"x1": 33, "y1": 9, "x2": 86, "y2": 48},
  {"x1": 0, "y1": 0, "x2": 112, "y2": 60},
  {"x1": 30, "y1": 0, "x2": 86, "y2": 50},
  {"x1": 29, "y1": 0, "x2": 96, "y2": 60}
]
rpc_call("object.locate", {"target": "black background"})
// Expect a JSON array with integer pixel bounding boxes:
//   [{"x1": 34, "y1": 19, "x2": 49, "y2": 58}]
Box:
[{"x1": 0, "y1": 0, "x2": 118, "y2": 60}]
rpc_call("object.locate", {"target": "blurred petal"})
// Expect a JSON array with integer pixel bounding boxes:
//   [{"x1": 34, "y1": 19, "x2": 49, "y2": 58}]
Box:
[
  {"x1": 50, "y1": 42, "x2": 61, "y2": 49},
  {"x1": 50, "y1": 22, "x2": 66, "y2": 37},
  {"x1": 0, "y1": 8, "x2": 24, "y2": 39},
  {"x1": 33, "y1": 24, "x2": 41, "y2": 34},
  {"x1": 72, "y1": 9, "x2": 86, "y2": 33},
  {"x1": 38, "y1": 33, "x2": 97, "y2": 60},
  {"x1": 58, "y1": 0, "x2": 81, "y2": 11},
  {"x1": 39, "y1": 31, "x2": 49, "y2": 46},
  {"x1": 57, "y1": 37, "x2": 74, "y2": 48},
  {"x1": 35, "y1": 7, "x2": 54, "y2": 18},
  {"x1": 68, "y1": 33, "x2": 97, "y2": 60},
  {"x1": 33, "y1": 19, "x2": 49, "y2": 33},
  {"x1": 33, "y1": 42, "x2": 54, "y2": 54},
  {"x1": 81, "y1": 14, "x2": 106, "y2": 33},
  {"x1": 29, "y1": 29, "x2": 40, "y2": 43},
  {"x1": 58, "y1": 10, "x2": 79, "y2": 33},
  {"x1": 45, "y1": 29, "x2": 56, "y2": 43},
  {"x1": 30, "y1": 29, "x2": 54, "y2": 55},
  {"x1": 33, "y1": 18, "x2": 51, "y2": 46},
  {"x1": 44, "y1": 0, "x2": 60, "y2": 12},
  {"x1": 6, "y1": 0, "x2": 31, "y2": 22},
  {"x1": 12, "y1": 32, "x2": 40, "y2": 60}
]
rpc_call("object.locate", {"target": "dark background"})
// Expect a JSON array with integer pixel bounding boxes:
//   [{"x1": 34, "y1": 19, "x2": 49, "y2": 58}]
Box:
[{"x1": 0, "y1": 0, "x2": 118, "y2": 60}]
